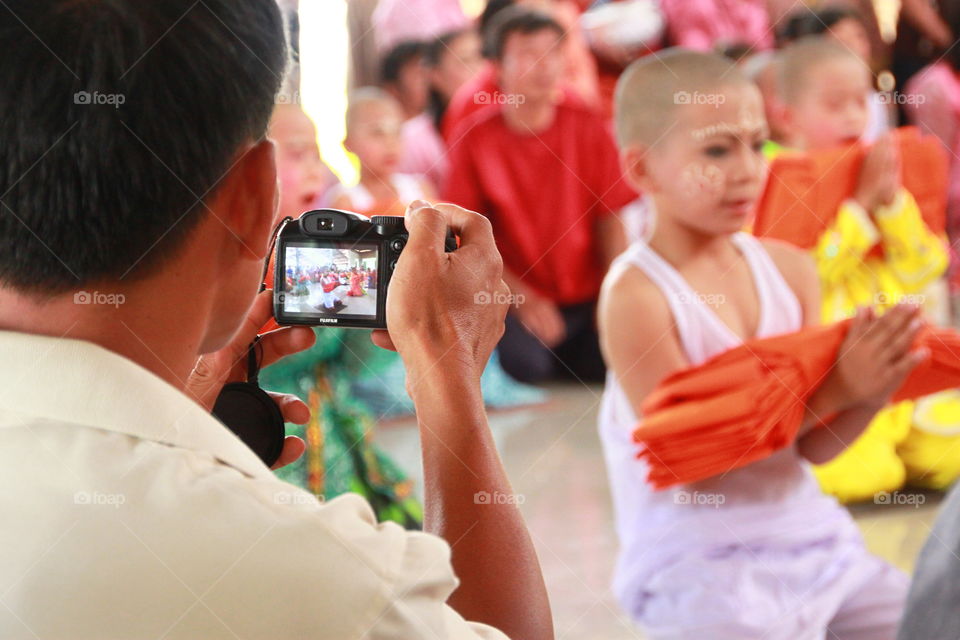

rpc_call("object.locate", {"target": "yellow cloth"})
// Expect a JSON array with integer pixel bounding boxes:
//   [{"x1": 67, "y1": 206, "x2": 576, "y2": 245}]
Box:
[
  {"x1": 815, "y1": 191, "x2": 947, "y2": 322},
  {"x1": 898, "y1": 390, "x2": 960, "y2": 489},
  {"x1": 809, "y1": 189, "x2": 959, "y2": 501},
  {"x1": 812, "y1": 402, "x2": 912, "y2": 503}
]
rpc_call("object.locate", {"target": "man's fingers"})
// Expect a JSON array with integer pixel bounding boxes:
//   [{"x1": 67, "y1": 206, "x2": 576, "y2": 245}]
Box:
[
  {"x1": 239, "y1": 289, "x2": 276, "y2": 342},
  {"x1": 258, "y1": 326, "x2": 316, "y2": 369},
  {"x1": 270, "y1": 436, "x2": 306, "y2": 470},
  {"x1": 433, "y1": 202, "x2": 497, "y2": 252},
  {"x1": 370, "y1": 329, "x2": 398, "y2": 352},
  {"x1": 402, "y1": 201, "x2": 450, "y2": 255},
  {"x1": 268, "y1": 391, "x2": 311, "y2": 425}
]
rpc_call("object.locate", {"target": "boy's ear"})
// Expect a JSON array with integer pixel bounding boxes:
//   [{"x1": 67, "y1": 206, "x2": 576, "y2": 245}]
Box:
[
  {"x1": 621, "y1": 144, "x2": 652, "y2": 192},
  {"x1": 777, "y1": 103, "x2": 799, "y2": 144},
  {"x1": 214, "y1": 138, "x2": 278, "y2": 262}
]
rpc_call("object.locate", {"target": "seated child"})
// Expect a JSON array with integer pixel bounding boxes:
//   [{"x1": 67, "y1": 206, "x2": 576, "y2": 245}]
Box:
[
  {"x1": 328, "y1": 87, "x2": 436, "y2": 217},
  {"x1": 775, "y1": 36, "x2": 958, "y2": 498},
  {"x1": 399, "y1": 28, "x2": 483, "y2": 192},
  {"x1": 600, "y1": 48, "x2": 920, "y2": 638}
]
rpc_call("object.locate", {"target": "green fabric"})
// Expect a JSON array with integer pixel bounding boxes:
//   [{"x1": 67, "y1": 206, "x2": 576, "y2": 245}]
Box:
[
  {"x1": 260, "y1": 328, "x2": 422, "y2": 529},
  {"x1": 260, "y1": 327, "x2": 545, "y2": 529}
]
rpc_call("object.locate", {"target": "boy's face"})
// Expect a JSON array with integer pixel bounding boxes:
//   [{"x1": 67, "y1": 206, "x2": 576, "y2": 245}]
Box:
[
  {"x1": 345, "y1": 100, "x2": 403, "y2": 178},
  {"x1": 268, "y1": 105, "x2": 331, "y2": 220},
  {"x1": 496, "y1": 29, "x2": 564, "y2": 105},
  {"x1": 784, "y1": 56, "x2": 870, "y2": 150},
  {"x1": 626, "y1": 83, "x2": 769, "y2": 235}
]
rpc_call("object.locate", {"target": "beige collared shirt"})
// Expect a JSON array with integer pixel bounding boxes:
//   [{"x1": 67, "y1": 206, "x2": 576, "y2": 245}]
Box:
[{"x1": 0, "y1": 331, "x2": 509, "y2": 640}]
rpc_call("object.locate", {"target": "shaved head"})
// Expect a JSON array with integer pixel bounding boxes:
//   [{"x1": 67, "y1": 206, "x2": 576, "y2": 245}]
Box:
[
  {"x1": 778, "y1": 36, "x2": 863, "y2": 105},
  {"x1": 614, "y1": 48, "x2": 751, "y2": 148}
]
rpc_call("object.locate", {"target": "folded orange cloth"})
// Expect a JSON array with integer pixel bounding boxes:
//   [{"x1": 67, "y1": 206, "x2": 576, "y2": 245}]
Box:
[
  {"x1": 752, "y1": 127, "x2": 948, "y2": 248},
  {"x1": 635, "y1": 321, "x2": 960, "y2": 488}
]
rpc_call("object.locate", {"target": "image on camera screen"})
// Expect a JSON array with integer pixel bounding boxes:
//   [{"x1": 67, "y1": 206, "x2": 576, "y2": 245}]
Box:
[{"x1": 281, "y1": 243, "x2": 379, "y2": 320}]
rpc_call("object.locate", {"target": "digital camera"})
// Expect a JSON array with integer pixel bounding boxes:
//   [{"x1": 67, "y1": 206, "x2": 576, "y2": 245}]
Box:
[{"x1": 272, "y1": 209, "x2": 456, "y2": 329}]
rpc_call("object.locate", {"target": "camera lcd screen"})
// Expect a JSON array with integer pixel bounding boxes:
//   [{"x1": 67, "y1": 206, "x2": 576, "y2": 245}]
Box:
[{"x1": 280, "y1": 242, "x2": 379, "y2": 321}]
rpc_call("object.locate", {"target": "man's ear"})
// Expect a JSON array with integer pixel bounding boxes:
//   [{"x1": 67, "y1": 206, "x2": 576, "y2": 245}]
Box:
[
  {"x1": 621, "y1": 144, "x2": 652, "y2": 192},
  {"x1": 216, "y1": 138, "x2": 278, "y2": 262}
]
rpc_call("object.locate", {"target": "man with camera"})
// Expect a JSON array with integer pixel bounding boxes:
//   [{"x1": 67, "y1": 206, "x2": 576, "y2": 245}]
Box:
[{"x1": 0, "y1": 1, "x2": 552, "y2": 638}]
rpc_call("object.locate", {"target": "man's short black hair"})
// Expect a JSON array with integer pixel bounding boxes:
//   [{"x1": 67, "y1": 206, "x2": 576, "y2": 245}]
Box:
[
  {"x1": 483, "y1": 6, "x2": 564, "y2": 61},
  {"x1": 380, "y1": 40, "x2": 425, "y2": 85},
  {"x1": 0, "y1": 0, "x2": 287, "y2": 295},
  {"x1": 479, "y1": 0, "x2": 515, "y2": 39}
]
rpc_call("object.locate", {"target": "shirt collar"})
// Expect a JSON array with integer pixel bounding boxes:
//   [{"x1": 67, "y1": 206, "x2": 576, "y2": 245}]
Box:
[{"x1": 0, "y1": 330, "x2": 274, "y2": 480}]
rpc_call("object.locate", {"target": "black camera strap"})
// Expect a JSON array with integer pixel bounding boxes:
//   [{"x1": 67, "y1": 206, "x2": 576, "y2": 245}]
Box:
[
  {"x1": 211, "y1": 324, "x2": 287, "y2": 466},
  {"x1": 258, "y1": 215, "x2": 293, "y2": 294}
]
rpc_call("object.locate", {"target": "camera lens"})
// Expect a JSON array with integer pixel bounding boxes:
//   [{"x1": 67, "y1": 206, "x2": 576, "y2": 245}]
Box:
[{"x1": 318, "y1": 217, "x2": 334, "y2": 231}]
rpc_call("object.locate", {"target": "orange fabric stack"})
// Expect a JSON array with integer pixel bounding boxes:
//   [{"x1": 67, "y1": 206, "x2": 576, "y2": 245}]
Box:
[
  {"x1": 635, "y1": 321, "x2": 960, "y2": 489},
  {"x1": 752, "y1": 127, "x2": 948, "y2": 248}
]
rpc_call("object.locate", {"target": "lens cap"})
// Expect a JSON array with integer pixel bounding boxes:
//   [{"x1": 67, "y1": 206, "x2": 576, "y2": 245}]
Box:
[{"x1": 212, "y1": 382, "x2": 286, "y2": 467}]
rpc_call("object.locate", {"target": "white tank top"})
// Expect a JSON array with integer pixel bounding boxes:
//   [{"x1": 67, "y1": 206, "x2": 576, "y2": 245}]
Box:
[{"x1": 598, "y1": 234, "x2": 859, "y2": 605}]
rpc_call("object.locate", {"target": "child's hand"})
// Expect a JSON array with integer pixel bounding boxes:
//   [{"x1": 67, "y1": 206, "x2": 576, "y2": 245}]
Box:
[
  {"x1": 854, "y1": 134, "x2": 901, "y2": 212},
  {"x1": 817, "y1": 305, "x2": 927, "y2": 413}
]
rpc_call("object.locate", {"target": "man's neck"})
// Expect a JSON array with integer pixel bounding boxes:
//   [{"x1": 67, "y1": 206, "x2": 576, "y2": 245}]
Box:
[
  {"x1": 0, "y1": 283, "x2": 208, "y2": 392},
  {"x1": 501, "y1": 96, "x2": 557, "y2": 134}
]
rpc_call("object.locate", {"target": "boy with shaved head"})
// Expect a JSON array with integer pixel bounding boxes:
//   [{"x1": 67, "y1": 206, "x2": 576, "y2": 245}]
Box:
[{"x1": 597, "y1": 49, "x2": 920, "y2": 638}]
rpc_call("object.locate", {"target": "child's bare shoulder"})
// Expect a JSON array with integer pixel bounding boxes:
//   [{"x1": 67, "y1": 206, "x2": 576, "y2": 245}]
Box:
[{"x1": 598, "y1": 258, "x2": 673, "y2": 334}]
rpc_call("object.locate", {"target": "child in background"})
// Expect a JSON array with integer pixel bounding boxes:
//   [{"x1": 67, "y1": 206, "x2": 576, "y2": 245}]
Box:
[
  {"x1": 268, "y1": 103, "x2": 339, "y2": 221},
  {"x1": 776, "y1": 36, "x2": 959, "y2": 499},
  {"x1": 741, "y1": 51, "x2": 791, "y2": 153},
  {"x1": 379, "y1": 41, "x2": 429, "y2": 121},
  {"x1": 399, "y1": 28, "x2": 483, "y2": 192},
  {"x1": 778, "y1": 6, "x2": 891, "y2": 143},
  {"x1": 600, "y1": 48, "x2": 920, "y2": 638},
  {"x1": 328, "y1": 87, "x2": 436, "y2": 217}
]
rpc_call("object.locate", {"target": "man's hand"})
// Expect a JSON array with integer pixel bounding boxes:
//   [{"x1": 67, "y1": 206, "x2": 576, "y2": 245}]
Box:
[
  {"x1": 372, "y1": 200, "x2": 554, "y2": 640},
  {"x1": 186, "y1": 289, "x2": 316, "y2": 469},
  {"x1": 371, "y1": 200, "x2": 510, "y2": 389}
]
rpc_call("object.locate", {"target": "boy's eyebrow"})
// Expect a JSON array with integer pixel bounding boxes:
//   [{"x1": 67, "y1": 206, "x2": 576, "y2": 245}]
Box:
[{"x1": 691, "y1": 122, "x2": 768, "y2": 142}]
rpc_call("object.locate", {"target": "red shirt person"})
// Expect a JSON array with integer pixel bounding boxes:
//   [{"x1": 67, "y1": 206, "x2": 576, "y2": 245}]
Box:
[{"x1": 443, "y1": 6, "x2": 636, "y2": 383}]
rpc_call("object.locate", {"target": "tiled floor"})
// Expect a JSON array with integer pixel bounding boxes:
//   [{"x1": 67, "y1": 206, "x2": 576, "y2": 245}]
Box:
[{"x1": 378, "y1": 382, "x2": 945, "y2": 639}]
